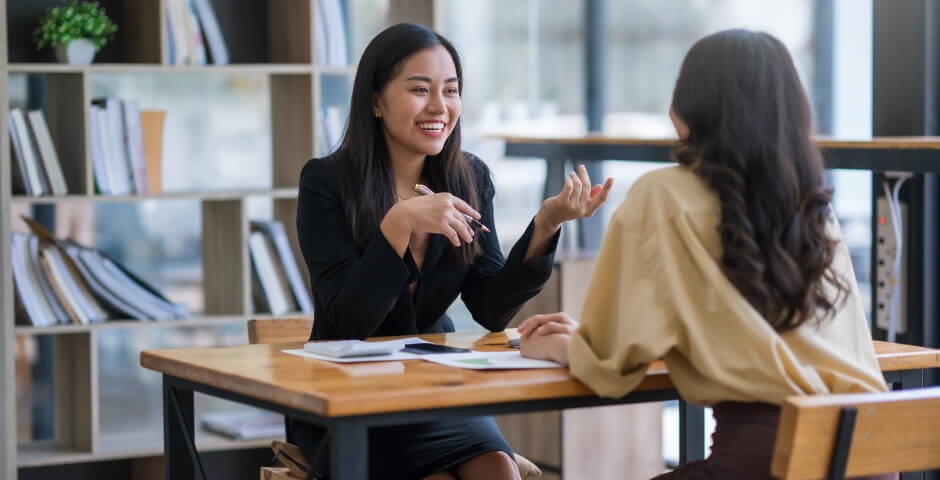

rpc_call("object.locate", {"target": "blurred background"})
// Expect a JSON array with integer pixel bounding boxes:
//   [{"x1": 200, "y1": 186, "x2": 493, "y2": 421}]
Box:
[{"x1": 12, "y1": 0, "x2": 876, "y2": 469}]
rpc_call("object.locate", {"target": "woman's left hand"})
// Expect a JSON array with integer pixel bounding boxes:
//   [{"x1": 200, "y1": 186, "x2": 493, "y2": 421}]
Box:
[{"x1": 536, "y1": 164, "x2": 614, "y2": 231}]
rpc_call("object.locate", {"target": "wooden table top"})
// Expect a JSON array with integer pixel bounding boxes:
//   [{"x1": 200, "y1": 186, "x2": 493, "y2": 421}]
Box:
[
  {"x1": 493, "y1": 134, "x2": 940, "y2": 150},
  {"x1": 139, "y1": 332, "x2": 940, "y2": 418},
  {"x1": 872, "y1": 340, "x2": 940, "y2": 371}
]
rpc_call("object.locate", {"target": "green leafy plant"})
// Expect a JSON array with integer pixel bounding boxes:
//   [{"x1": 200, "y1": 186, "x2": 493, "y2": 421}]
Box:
[{"x1": 33, "y1": 0, "x2": 118, "y2": 52}]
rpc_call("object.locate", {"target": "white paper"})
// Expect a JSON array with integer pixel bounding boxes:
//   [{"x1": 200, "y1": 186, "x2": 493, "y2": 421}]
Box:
[
  {"x1": 282, "y1": 338, "x2": 560, "y2": 369},
  {"x1": 421, "y1": 351, "x2": 563, "y2": 370}
]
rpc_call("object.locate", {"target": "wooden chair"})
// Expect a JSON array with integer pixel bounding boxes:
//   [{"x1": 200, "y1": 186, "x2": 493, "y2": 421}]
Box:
[
  {"x1": 248, "y1": 316, "x2": 314, "y2": 345},
  {"x1": 247, "y1": 317, "x2": 542, "y2": 479},
  {"x1": 771, "y1": 386, "x2": 940, "y2": 479}
]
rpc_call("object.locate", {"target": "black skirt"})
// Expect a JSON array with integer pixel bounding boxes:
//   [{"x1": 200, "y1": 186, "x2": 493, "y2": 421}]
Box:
[{"x1": 290, "y1": 416, "x2": 514, "y2": 479}]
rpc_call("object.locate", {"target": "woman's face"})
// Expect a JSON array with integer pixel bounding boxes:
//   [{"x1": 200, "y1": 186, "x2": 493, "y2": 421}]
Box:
[
  {"x1": 669, "y1": 104, "x2": 690, "y2": 140},
  {"x1": 374, "y1": 45, "x2": 461, "y2": 163}
]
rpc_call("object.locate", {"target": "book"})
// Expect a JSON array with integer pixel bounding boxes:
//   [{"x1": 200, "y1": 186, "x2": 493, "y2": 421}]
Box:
[
  {"x1": 9, "y1": 108, "x2": 48, "y2": 196},
  {"x1": 21, "y1": 217, "x2": 110, "y2": 324},
  {"x1": 249, "y1": 231, "x2": 292, "y2": 315},
  {"x1": 121, "y1": 100, "x2": 149, "y2": 194},
  {"x1": 88, "y1": 104, "x2": 111, "y2": 194},
  {"x1": 314, "y1": 0, "x2": 329, "y2": 65},
  {"x1": 26, "y1": 234, "x2": 71, "y2": 325},
  {"x1": 92, "y1": 105, "x2": 124, "y2": 194},
  {"x1": 165, "y1": 0, "x2": 191, "y2": 65},
  {"x1": 140, "y1": 110, "x2": 166, "y2": 194},
  {"x1": 250, "y1": 220, "x2": 313, "y2": 314},
  {"x1": 11, "y1": 233, "x2": 56, "y2": 327},
  {"x1": 37, "y1": 246, "x2": 88, "y2": 324},
  {"x1": 19, "y1": 216, "x2": 187, "y2": 322},
  {"x1": 184, "y1": 0, "x2": 208, "y2": 65},
  {"x1": 200, "y1": 409, "x2": 283, "y2": 440},
  {"x1": 319, "y1": 0, "x2": 348, "y2": 66},
  {"x1": 86, "y1": 248, "x2": 187, "y2": 319},
  {"x1": 26, "y1": 109, "x2": 68, "y2": 195},
  {"x1": 8, "y1": 122, "x2": 28, "y2": 195},
  {"x1": 164, "y1": 0, "x2": 177, "y2": 64},
  {"x1": 64, "y1": 242, "x2": 153, "y2": 321},
  {"x1": 192, "y1": 0, "x2": 229, "y2": 65},
  {"x1": 92, "y1": 98, "x2": 135, "y2": 195}
]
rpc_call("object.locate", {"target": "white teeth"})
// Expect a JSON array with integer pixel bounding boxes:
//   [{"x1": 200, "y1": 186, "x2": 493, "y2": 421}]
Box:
[{"x1": 417, "y1": 122, "x2": 445, "y2": 131}]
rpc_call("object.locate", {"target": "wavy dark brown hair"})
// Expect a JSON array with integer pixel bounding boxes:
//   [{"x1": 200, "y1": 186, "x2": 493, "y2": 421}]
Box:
[
  {"x1": 334, "y1": 23, "x2": 479, "y2": 263},
  {"x1": 670, "y1": 29, "x2": 849, "y2": 331}
]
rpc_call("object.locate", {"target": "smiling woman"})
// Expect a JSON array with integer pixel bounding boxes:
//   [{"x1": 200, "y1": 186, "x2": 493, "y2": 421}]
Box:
[{"x1": 293, "y1": 22, "x2": 613, "y2": 480}]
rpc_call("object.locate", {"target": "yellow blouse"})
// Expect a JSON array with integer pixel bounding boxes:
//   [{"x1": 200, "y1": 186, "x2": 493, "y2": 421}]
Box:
[{"x1": 568, "y1": 165, "x2": 888, "y2": 405}]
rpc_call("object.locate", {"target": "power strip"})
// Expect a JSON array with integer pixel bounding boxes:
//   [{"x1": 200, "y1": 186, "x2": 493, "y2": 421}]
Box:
[{"x1": 874, "y1": 196, "x2": 907, "y2": 334}]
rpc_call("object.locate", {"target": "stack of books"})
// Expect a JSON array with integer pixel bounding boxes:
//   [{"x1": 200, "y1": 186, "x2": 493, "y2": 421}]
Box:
[
  {"x1": 165, "y1": 0, "x2": 228, "y2": 65},
  {"x1": 249, "y1": 220, "x2": 313, "y2": 316},
  {"x1": 89, "y1": 97, "x2": 161, "y2": 196},
  {"x1": 11, "y1": 217, "x2": 188, "y2": 327},
  {"x1": 8, "y1": 107, "x2": 68, "y2": 196},
  {"x1": 315, "y1": 0, "x2": 349, "y2": 66}
]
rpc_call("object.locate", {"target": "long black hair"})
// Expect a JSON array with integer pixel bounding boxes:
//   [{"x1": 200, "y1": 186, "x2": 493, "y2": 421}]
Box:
[
  {"x1": 334, "y1": 23, "x2": 479, "y2": 263},
  {"x1": 671, "y1": 29, "x2": 850, "y2": 331}
]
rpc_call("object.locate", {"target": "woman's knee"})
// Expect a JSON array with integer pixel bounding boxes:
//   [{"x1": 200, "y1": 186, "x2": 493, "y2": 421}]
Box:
[{"x1": 456, "y1": 451, "x2": 520, "y2": 480}]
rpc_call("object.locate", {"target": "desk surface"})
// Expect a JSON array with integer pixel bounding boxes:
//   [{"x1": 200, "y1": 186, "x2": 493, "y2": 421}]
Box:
[
  {"x1": 496, "y1": 134, "x2": 940, "y2": 172},
  {"x1": 139, "y1": 332, "x2": 939, "y2": 418},
  {"x1": 496, "y1": 134, "x2": 940, "y2": 149}
]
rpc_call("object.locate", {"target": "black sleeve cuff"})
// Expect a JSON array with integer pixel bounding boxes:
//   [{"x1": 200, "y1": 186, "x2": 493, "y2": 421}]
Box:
[{"x1": 506, "y1": 218, "x2": 560, "y2": 273}]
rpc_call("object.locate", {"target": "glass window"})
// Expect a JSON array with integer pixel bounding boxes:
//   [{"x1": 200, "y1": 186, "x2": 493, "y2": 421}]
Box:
[{"x1": 440, "y1": 0, "x2": 874, "y2": 332}]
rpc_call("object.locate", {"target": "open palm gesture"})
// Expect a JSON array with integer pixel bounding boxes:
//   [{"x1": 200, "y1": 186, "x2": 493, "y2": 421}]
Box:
[{"x1": 537, "y1": 164, "x2": 614, "y2": 230}]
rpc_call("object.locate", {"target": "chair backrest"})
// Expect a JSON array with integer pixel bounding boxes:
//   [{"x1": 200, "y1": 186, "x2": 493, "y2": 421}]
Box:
[
  {"x1": 247, "y1": 317, "x2": 314, "y2": 345},
  {"x1": 771, "y1": 386, "x2": 940, "y2": 479}
]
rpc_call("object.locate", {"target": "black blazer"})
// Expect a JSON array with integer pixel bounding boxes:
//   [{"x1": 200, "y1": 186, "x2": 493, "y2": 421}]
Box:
[{"x1": 296, "y1": 152, "x2": 559, "y2": 340}]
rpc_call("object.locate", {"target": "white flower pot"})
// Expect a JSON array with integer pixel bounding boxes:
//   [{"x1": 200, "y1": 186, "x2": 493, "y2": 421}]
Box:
[{"x1": 55, "y1": 38, "x2": 96, "y2": 65}]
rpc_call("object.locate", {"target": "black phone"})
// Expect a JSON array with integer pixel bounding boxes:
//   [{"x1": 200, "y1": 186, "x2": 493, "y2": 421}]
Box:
[{"x1": 401, "y1": 343, "x2": 472, "y2": 355}]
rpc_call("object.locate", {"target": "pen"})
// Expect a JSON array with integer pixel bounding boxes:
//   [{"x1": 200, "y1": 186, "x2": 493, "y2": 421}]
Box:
[{"x1": 414, "y1": 184, "x2": 491, "y2": 232}]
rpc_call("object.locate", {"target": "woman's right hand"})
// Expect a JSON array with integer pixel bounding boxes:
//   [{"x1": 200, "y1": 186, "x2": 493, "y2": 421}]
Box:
[
  {"x1": 383, "y1": 192, "x2": 481, "y2": 248},
  {"x1": 411, "y1": 192, "x2": 481, "y2": 246}
]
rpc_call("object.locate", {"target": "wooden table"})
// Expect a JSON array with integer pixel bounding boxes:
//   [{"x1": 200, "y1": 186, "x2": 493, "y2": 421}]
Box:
[
  {"x1": 498, "y1": 134, "x2": 940, "y2": 174},
  {"x1": 140, "y1": 332, "x2": 940, "y2": 480},
  {"x1": 498, "y1": 134, "x2": 940, "y2": 266}
]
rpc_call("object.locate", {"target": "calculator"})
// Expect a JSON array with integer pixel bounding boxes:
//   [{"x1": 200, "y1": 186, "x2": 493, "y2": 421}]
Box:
[{"x1": 303, "y1": 339, "x2": 403, "y2": 358}]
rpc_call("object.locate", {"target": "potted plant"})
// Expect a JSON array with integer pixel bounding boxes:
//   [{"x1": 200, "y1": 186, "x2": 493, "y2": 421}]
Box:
[{"x1": 33, "y1": 0, "x2": 117, "y2": 65}]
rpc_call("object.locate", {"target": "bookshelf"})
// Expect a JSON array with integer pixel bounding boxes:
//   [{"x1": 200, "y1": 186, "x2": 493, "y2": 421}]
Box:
[{"x1": 1, "y1": 0, "x2": 438, "y2": 478}]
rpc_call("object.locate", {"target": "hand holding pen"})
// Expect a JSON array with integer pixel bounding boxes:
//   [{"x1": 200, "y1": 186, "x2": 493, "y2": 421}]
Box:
[{"x1": 414, "y1": 184, "x2": 491, "y2": 232}]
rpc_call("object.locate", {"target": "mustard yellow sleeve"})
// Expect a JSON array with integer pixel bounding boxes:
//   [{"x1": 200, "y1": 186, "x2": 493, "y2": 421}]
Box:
[{"x1": 568, "y1": 202, "x2": 681, "y2": 398}]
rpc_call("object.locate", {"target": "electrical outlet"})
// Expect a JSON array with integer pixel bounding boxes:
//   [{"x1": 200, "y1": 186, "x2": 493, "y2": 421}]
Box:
[{"x1": 874, "y1": 196, "x2": 907, "y2": 334}]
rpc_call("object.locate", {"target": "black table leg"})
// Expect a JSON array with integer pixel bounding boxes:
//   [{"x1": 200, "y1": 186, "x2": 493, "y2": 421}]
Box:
[
  {"x1": 543, "y1": 157, "x2": 568, "y2": 201},
  {"x1": 164, "y1": 376, "x2": 205, "y2": 480},
  {"x1": 678, "y1": 400, "x2": 705, "y2": 465},
  {"x1": 329, "y1": 419, "x2": 368, "y2": 479}
]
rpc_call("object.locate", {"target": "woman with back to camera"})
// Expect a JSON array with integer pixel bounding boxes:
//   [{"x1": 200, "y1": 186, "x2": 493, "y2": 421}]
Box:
[
  {"x1": 295, "y1": 23, "x2": 613, "y2": 480},
  {"x1": 518, "y1": 29, "x2": 895, "y2": 480}
]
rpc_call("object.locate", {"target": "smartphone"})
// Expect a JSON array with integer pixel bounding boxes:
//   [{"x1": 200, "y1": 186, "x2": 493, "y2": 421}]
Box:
[{"x1": 401, "y1": 343, "x2": 472, "y2": 355}]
